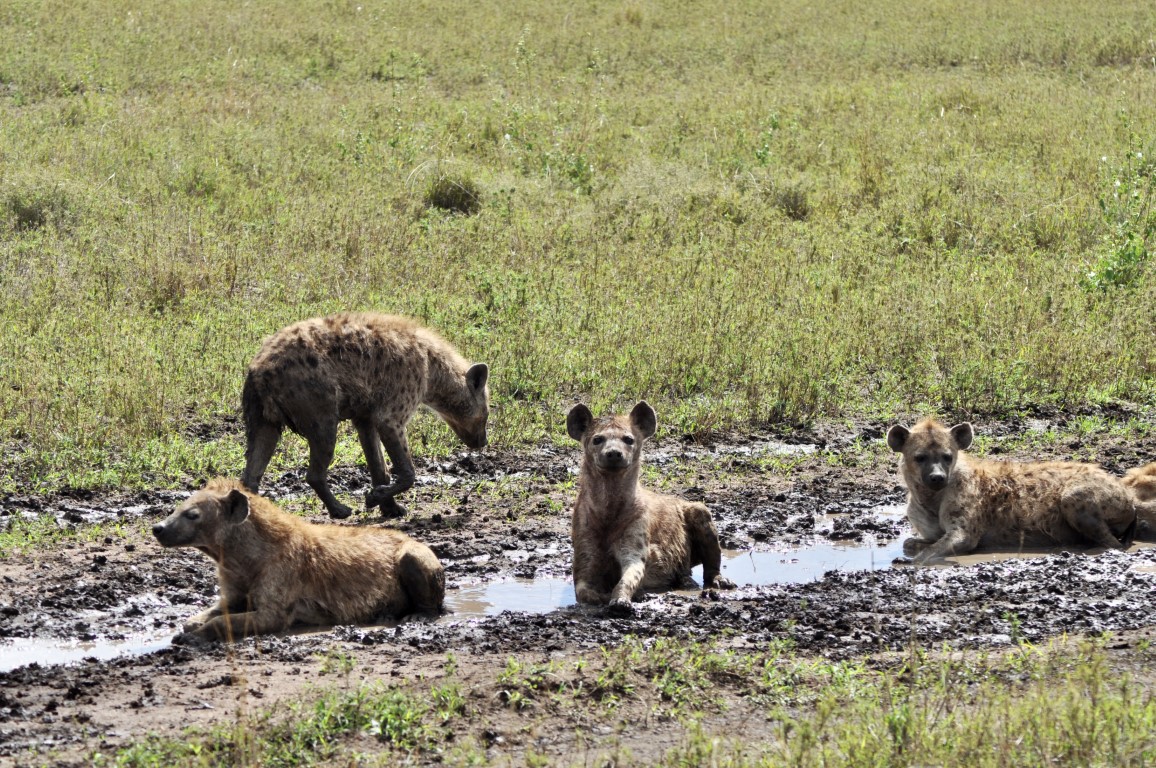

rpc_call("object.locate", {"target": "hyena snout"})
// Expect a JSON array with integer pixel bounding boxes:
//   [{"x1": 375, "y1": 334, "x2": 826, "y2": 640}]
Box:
[
  {"x1": 923, "y1": 464, "x2": 949, "y2": 490},
  {"x1": 449, "y1": 418, "x2": 488, "y2": 450},
  {"x1": 152, "y1": 519, "x2": 191, "y2": 548},
  {"x1": 591, "y1": 437, "x2": 635, "y2": 470}
]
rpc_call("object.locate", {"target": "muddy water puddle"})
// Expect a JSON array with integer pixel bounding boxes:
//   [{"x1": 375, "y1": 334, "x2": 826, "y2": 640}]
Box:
[
  {"x1": 0, "y1": 632, "x2": 172, "y2": 674},
  {"x1": 444, "y1": 534, "x2": 907, "y2": 619}
]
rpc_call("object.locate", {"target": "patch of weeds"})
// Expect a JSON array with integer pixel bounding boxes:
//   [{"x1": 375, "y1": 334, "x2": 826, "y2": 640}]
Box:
[
  {"x1": 496, "y1": 657, "x2": 570, "y2": 710},
  {"x1": 424, "y1": 173, "x2": 482, "y2": 214},
  {"x1": 769, "y1": 182, "x2": 810, "y2": 221},
  {"x1": 315, "y1": 645, "x2": 356, "y2": 677},
  {"x1": 102, "y1": 681, "x2": 450, "y2": 766},
  {"x1": 1084, "y1": 138, "x2": 1155, "y2": 291},
  {"x1": 3, "y1": 178, "x2": 75, "y2": 231}
]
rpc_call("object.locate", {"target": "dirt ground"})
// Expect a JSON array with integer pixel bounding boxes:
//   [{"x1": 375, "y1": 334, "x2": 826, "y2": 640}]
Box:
[{"x1": 4, "y1": 410, "x2": 1156, "y2": 765}]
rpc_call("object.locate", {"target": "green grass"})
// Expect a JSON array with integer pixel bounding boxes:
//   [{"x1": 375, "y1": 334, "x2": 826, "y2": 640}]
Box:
[
  {"x1": 84, "y1": 636, "x2": 1156, "y2": 767},
  {"x1": 2, "y1": 0, "x2": 1156, "y2": 492}
]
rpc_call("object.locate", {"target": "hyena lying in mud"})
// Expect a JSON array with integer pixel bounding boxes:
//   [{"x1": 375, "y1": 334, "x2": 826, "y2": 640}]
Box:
[
  {"x1": 567, "y1": 401, "x2": 735, "y2": 615},
  {"x1": 241, "y1": 312, "x2": 490, "y2": 519},
  {"x1": 1124, "y1": 463, "x2": 1156, "y2": 538},
  {"x1": 887, "y1": 419, "x2": 1156, "y2": 564},
  {"x1": 152, "y1": 479, "x2": 445, "y2": 644}
]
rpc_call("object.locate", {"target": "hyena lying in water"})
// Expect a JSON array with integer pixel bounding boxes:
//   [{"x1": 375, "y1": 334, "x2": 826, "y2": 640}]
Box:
[
  {"x1": 567, "y1": 401, "x2": 735, "y2": 615},
  {"x1": 152, "y1": 479, "x2": 445, "y2": 644},
  {"x1": 241, "y1": 313, "x2": 490, "y2": 519},
  {"x1": 887, "y1": 419, "x2": 1156, "y2": 564}
]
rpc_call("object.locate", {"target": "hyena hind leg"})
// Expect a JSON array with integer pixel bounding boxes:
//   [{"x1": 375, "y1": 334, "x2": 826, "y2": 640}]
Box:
[{"x1": 1059, "y1": 487, "x2": 1127, "y2": 549}]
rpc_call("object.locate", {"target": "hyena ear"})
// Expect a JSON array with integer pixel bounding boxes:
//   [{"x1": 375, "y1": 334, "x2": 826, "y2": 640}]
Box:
[
  {"x1": 222, "y1": 489, "x2": 251, "y2": 525},
  {"x1": 886, "y1": 425, "x2": 910, "y2": 452},
  {"x1": 566, "y1": 404, "x2": 594, "y2": 441},
  {"x1": 949, "y1": 423, "x2": 974, "y2": 450},
  {"x1": 466, "y1": 363, "x2": 489, "y2": 393},
  {"x1": 629, "y1": 401, "x2": 657, "y2": 439}
]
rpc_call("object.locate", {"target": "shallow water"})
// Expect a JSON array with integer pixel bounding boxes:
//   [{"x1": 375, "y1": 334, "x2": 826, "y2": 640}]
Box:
[
  {"x1": 0, "y1": 632, "x2": 172, "y2": 674},
  {"x1": 443, "y1": 532, "x2": 907, "y2": 619}
]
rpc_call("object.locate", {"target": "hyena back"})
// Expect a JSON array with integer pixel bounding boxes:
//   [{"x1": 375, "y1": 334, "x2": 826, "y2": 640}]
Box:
[{"x1": 241, "y1": 313, "x2": 489, "y2": 519}]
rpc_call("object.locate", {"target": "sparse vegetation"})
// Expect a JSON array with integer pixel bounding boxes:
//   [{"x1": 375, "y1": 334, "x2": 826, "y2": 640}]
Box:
[{"x1": 92, "y1": 636, "x2": 1156, "y2": 767}]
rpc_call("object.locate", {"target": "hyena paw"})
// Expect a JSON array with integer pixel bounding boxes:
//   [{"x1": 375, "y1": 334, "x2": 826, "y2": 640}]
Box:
[
  {"x1": 172, "y1": 630, "x2": 214, "y2": 648},
  {"x1": 902, "y1": 537, "x2": 931, "y2": 557},
  {"x1": 365, "y1": 485, "x2": 404, "y2": 515},
  {"x1": 912, "y1": 550, "x2": 947, "y2": 566},
  {"x1": 327, "y1": 502, "x2": 354, "y2": 520},
  {"x1": 707, "y1": 575, "x2": 737, "y2": 590},
  {"x1": 606, "y1": 598, "x2": 636, "y2": 618}
]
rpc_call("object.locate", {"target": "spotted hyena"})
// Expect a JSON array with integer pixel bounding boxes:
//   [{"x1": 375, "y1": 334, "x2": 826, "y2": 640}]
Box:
[
  {"x1": 887, "y1": 419, "x2": 1154, "y2": 564},
  {"x1": 567, "y1": 401, "x2": 735, "y2": 615},
  {"x1": 241, "y1": 313, "x2": 490, "y2": 519},
  {"x1": 152, "y1": 479, "x2": 445, "y2": 644}
]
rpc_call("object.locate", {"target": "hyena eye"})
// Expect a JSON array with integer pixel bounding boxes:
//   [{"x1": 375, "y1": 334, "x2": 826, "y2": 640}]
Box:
[
  {"x1": 914, "y1": 454, "x2": 928, "y2": 463},
  {"x1": 942, "y1": 453, "x2": 952, "y2": 462},
  {"x1": 592, "y1": 436, "x2": 605, "y2": 446},
  {"x1": 183, "y1": 510, "x2": 200, "y2": 520},
  {"x1": 623, "y1": 436, "x2": 635, "y2": 445}
]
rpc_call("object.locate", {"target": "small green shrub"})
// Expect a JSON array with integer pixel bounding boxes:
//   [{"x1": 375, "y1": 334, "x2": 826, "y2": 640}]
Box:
[{"x1": 424, "y1": 174, "x2": 482, "y2": 214}]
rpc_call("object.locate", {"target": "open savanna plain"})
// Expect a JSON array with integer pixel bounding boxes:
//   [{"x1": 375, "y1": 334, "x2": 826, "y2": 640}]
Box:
[{"x1": 4, "y1": 0, "x2": 1156, "y2": 764}]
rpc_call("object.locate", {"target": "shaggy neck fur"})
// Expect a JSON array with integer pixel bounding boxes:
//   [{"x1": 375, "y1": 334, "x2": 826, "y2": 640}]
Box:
[
  {"x1": 421, "y1": 335, "x2": 473, "y2": 415},
  {"x1": 579, "y1": 459, "x2": 643, "y2": 519}
]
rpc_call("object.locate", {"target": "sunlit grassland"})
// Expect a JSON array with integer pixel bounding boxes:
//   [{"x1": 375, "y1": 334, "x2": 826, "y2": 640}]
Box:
[{"x1": 2, "y1": 0, "x2": 1156, "y2": 491}]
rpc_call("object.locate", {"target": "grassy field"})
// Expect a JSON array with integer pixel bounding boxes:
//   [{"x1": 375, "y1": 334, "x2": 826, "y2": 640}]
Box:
[{"x1": 2, "y1": 0, "x2": 1156, "y2": 492}]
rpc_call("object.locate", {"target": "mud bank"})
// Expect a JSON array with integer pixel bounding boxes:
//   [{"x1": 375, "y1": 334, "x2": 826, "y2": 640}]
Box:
[{"x1": 4, "y1": 415, "x2": 1156, "y2": 762}]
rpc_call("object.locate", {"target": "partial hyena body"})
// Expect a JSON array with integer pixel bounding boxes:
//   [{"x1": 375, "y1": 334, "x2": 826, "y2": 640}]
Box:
[
  {"x1": 152, "y1": 479, "x2": 445, "y2": 643},
  {"x1": 567, "y1": 401, "x2": 735, "y2": 614},
  {"x1": 1124, "y1": 463, "x2": 1156, "y2": 539},
  {"x1": 887, "y1": 419, "x2": 1148, "y2": 564},
  {"x1": 241, "y1": 313, "x2": 489, "y2": 519}
]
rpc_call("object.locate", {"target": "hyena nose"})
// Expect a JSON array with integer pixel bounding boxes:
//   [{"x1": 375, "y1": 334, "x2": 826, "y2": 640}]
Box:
[
  {"x1": 151, "y1": 523, "x2": 165, "y2": 539},
  {"x1": 927, "y1": 473, "x2": 947, "y2": 490}
]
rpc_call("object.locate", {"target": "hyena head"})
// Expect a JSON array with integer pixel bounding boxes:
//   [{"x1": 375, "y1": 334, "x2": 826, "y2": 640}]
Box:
[
  {"x1": 442, "y1": 363, "x2": 490, "y2": 450},
  {"x1": 566, "y1": 401, "x2": 657, "y2": 473},
  {"x1": 152, "y1": 481, "x2": 252, "y2": 549},
  {"x1": 886, "y1": 419, "x2": 973, "y2": 492}
]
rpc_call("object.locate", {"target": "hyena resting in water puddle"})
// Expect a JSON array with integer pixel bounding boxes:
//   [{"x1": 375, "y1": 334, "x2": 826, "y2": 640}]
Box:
[
  {"x1": 567, "y1": 401, "x2": 735, "y2": 616},
  {"x1": 887, "y1": 419, "x2": 1156, "y2": 564},
  {"x1": 152, "y1": 479, "x2": 445, "y2": 644},
  {"x1": 241, "y1": 313, "x2": 490, "y2": 519}
]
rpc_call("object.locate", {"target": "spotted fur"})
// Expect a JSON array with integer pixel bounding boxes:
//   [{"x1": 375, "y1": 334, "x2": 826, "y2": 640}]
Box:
[
  {"x1": 152, "y1": 479, "x2": 445, "y2": 644},
  {"x1": 888, "y1": 419, "x2": 1154, "y2": 563},
  {"x1": 566, "y1": 401, "x2": 734, "y2": 614},
  {"x1": 240, "y1": 313, "x2": 489, "y2": 519}
]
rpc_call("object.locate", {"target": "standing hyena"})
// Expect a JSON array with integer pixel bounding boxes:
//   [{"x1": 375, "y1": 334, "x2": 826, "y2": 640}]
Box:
[
  {"x1": 887, "y1": 418, "x2": 1153, "y2": 564},
  {"x1": 567, "y1": 401, "x2": 735, "y2": 615},
  {"x1": 241, "y1": 313, "x2": 490, "y2": 519},
  {"x1": 152, "y1": 479, "x2": 445, "y2": 644}
]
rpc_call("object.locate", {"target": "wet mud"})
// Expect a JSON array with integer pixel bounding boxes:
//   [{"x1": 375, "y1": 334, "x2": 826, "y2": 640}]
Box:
[{"x1": 4, "y1": 413, "x2": 1156, "y2": 762}]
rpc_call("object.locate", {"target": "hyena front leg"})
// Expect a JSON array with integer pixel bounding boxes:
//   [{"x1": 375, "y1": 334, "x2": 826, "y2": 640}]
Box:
[
  {"x1": 365, "y1": 422, "x2": 415, "y2": 517},
  {"x1": 684, "y1": 502, "x2": 735, "y2": 589},
  {"x1": 913, "y1": 523, "x2": 981, "y2": 564}
]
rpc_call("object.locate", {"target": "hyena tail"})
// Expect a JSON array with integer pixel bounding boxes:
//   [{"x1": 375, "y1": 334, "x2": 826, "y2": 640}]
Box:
[{"x1": 241, "y1": 372, "x2": 266, "y2": 433}]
